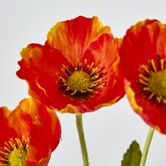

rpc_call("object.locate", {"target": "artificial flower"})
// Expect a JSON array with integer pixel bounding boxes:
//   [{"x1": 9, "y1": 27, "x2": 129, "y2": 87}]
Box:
[
  {"x1": 0, "y1": 98, "x2": 61, "y2": 165},
  {"x1": 17, "y1": 16, "x2": 124, "y2": 113},
  {"x1": 120, "y1": 19, "x2": 166, "y2": 133}
]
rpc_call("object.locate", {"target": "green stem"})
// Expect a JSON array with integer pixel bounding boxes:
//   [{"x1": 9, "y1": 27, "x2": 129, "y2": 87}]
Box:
[
  {"x1": 140, "y1": 127, "x2": 155, "y2": 166},
  {"x1": 76, "y1": 113, "x2": 89, "y2": 166}
]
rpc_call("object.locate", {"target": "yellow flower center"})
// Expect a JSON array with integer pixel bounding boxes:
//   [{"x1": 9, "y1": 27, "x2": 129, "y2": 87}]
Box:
[
  {"x1": 9, "y1": 147, "x2": 27, "y2": 166},
  {"x1": 0, "y1": 137, "x2": 28, "y2": 166},
  {"x1": 59, "y1": 60, "x2": 104, "y2": 100},
  {"x1": 67, "y1": 70, "x2": 97, "y2": 94},
  {"x1": 148, "y1": 70, "x2": 166, "y2": 98},
  {"x1": 139, "y1": 56, "x2": 166, "y2": 103}
]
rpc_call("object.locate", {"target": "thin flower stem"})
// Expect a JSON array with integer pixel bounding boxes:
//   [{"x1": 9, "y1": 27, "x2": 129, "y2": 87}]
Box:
[
  {"x1": 76, "y1": 113, "x2": 89, "y2": 166},
  {"x1": 140, "y1": 127, "x2": 155, "y2": 166}
]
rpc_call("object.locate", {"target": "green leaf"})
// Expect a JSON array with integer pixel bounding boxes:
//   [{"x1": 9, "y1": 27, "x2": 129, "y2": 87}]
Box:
[{"x1": 121, "y1": 140, "x2": 142, "y2": 166}]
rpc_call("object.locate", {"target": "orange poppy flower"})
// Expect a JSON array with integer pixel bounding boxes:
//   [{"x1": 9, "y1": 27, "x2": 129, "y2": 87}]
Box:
[
  {"x1": 17, "y1": 16, "x2": 124, "y2": 113},
  {"x1": 120, "y1": 19, "x2": 166, "y2": 133},
  {"x1": 0, "y1": 98, "x2": 61, "y2": 165}
]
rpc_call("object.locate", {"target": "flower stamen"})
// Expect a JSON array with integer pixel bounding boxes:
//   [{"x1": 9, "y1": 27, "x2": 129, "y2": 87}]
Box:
[
  {"x1": 0, "y1": 137, "x2": 29, "y2": 166},
  {"x1": 139, "y1": 56, "x2": 166, "y2": 103},
  {"x1": 59, "y1": 61, "x2": 104, "y2": 100}
]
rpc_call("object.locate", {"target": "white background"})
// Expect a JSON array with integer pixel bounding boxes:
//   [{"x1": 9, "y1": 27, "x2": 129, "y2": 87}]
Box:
[{"x1": 0, "y1": 0, "x2": 166, "y2": 166}]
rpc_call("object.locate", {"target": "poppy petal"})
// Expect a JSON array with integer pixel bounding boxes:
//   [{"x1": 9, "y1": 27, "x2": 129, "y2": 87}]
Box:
[{"x1": 47, "y1": 16, "x2": 111, "y2": 65}]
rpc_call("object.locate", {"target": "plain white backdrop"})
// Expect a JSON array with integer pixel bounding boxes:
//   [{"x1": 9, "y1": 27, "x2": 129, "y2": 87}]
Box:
[{"x1": 0, "y1": 0, "x2": 166, "y2": 165}]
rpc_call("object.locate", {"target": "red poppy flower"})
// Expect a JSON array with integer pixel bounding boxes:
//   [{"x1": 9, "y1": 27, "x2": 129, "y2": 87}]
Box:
[
  {"x1": 0, "y1": 98, "x2": 61, "y2": 165},
  {"x1": 120, "y1": 19, "x2": 166, "y2": 133},
  {"x1": 17, "y1": 16, "x2": 124, "y2": 113}
]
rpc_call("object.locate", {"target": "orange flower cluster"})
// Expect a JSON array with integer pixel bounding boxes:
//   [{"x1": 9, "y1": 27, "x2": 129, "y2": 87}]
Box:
[{"x1": 1, "y1": 16, "x2": 166, "y2": 165}]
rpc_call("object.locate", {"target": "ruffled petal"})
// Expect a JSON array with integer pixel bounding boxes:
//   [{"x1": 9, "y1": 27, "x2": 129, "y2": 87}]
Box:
[
  {"x1": 81, "y1": 34, "x2": 124, "y2": 111},
  {"x1": 0, "y1": 107, "x2": 18, "y2": 146},
  {"x1": 126, "y1": 83, "x2": 166, "y2": 134},
  {"x1": 120, "y1": 19, "x2": 166, "y2": 82},
  {"x1": 17, "y1": 44, "x2": 75, "y2": 109},
  {"x1": 47, "y1": 16, "x2": 111, "y2": 65},
  {"x1": 13, "y1": 98, "x2": 61, "y2": 163}
]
